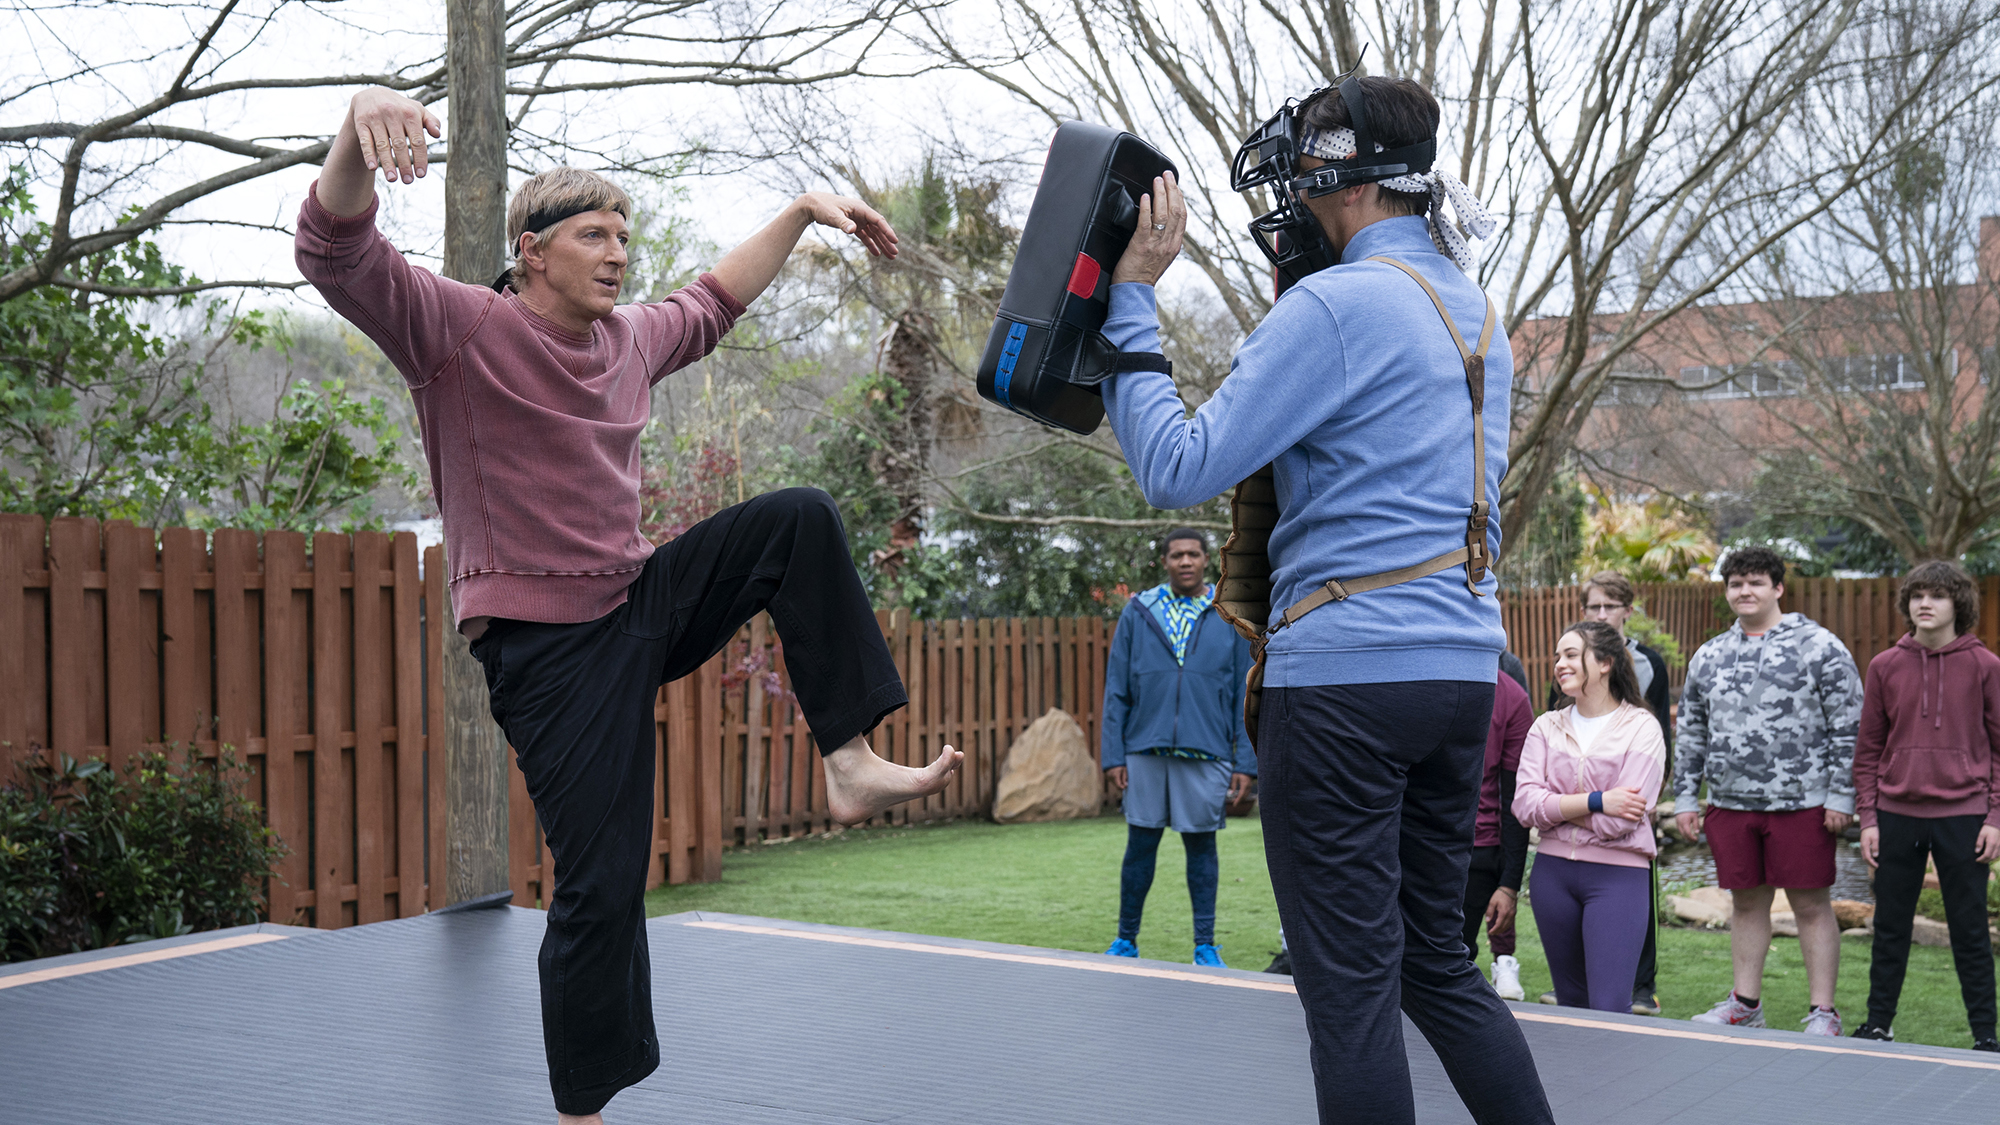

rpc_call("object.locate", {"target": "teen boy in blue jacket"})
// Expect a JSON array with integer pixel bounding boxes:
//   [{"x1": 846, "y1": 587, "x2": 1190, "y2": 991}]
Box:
[{"x1": 1101, "y1": 529, "x2": 1255, "y2": 967}]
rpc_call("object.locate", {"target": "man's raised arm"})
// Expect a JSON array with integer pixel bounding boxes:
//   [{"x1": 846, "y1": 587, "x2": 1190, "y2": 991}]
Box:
[{"x1": 318, "y1": 88, "x2": 442, "y2": 218}]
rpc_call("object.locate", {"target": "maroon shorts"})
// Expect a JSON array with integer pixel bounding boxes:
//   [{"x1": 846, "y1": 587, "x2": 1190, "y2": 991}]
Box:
[{"x1": 1704, "y1": 806, "x2": 1837, "y2": 889}]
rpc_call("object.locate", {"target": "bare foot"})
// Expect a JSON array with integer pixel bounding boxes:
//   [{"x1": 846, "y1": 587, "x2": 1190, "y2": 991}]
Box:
[
  {"x1": 557, "y1": 1114, "x2": 601, "y2": 1125},
  {"x1": 823, "y1": 737, "x2": 963, "y2": 825}
]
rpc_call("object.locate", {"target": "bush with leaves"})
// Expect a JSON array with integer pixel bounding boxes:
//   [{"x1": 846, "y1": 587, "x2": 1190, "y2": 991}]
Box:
[
  {"x1": 0, "y1": 168, "x2": 272, "y2": 524},
  {"x1": 0, "y1": 746, "x2": 286, "y2": 963}
]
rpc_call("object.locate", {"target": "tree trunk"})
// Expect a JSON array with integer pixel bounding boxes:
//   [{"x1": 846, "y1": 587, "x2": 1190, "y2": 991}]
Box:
[
  {"x1": 439, "y1": 0, "x2": 512, "y2": 907},
  {"x1": 870, "y1": 311, "x2": 937, "y2": 581}
]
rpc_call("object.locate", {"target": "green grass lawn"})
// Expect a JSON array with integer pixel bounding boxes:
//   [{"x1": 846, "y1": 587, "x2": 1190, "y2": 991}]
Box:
[{"x1": 644, "y1": 813, "x2": 1995, "y2": 1049}]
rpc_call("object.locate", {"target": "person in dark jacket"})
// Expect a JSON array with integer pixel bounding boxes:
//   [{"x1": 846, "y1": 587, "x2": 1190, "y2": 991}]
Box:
[
  {"x1": 1101, "y1": 528, "x2": 1255, "y2": 967},
  {"x1": 1849, "y1": 560, "x2": 2000, "y2": 1050},
  {"x1": 1468, "y1": 661, "x2": 1533, "y2": 1000},
  {"x1": 1543, "y1": 571, "x2": 1674, "y2": 1015}
]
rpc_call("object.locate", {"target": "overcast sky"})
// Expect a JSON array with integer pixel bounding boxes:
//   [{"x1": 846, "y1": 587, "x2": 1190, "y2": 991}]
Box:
[{"x1": 2, "y1": 0, "x2": 1083, "y2": 318}]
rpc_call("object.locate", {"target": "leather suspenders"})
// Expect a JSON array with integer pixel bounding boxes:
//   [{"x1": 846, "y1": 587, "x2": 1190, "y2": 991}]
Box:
[{"x1": 1213, "y1": 256, "x2": 1498, "y2": 744}]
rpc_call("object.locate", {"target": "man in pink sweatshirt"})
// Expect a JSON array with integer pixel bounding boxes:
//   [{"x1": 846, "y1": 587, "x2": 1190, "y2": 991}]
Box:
[
  {"x1": 295, "y1": 87, "x2": 962, "y2": 1123},
  {"x1": 1850, "y1": 560, "x2": 2000, "y2": 1050}
]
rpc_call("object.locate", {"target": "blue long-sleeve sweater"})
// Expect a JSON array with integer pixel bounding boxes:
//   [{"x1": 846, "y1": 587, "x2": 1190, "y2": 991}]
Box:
[{"x1": 1101, "y1": 216, "x2": 1511, "y2": 687}]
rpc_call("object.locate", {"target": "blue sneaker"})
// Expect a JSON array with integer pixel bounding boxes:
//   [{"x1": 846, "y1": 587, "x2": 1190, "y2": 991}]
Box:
[
  {"x1": 1104, "y1": 938, "x2": 1138, "y2": 958},
  {"x1": 1193, "y1": 943, "x2": 1227, "y2": 968}
]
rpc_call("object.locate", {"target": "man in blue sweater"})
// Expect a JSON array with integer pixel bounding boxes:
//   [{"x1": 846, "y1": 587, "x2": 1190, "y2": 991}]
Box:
[
  {"x1": 1100, "y1": 529, "x2": 1256, "y2": 967},
  {"x1": 1103, "y1": 76, "x2": 1552, "y2": 1124}
]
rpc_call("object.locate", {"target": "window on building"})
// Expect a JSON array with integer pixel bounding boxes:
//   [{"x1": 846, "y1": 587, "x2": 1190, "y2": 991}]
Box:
[
  {"x1": 1827, "y1": 353, "x2": 1922, "y2": 390},
  {"x1": 1677, "y1": 361, "x2": 1800, "y2": 399}
]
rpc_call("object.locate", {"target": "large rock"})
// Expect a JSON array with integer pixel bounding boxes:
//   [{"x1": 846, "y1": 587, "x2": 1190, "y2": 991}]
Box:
[
  {"x1": 1833, "y1": 900, "x2": 1875, "y2": 929},
  {"x1": 992, "y1": 709, "x2": 1102, "y2": 823},
  {"x1": 1669, "y1": 889, "x2": 1731, "y2": 928},
  {"x1": 1667, "y1": 886, "x2": 1812, "y2": 930},
  {"x1": 1911, "y1": 915, "x2": 1954, "y2": 948}
]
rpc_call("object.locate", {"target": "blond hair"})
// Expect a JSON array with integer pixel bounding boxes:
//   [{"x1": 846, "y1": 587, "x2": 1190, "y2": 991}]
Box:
[{"x1": 505, "y1": 167, "x2": 632, "y2": 288}]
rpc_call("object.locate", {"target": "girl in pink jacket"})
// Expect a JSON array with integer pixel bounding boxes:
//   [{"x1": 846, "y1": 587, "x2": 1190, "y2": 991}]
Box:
[{"x1": 1513, "y1": 620, "x2": 1667, "y2": 1012}]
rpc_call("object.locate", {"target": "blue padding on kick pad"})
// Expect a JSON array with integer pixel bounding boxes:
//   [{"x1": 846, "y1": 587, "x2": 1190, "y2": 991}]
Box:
[{"x1": 993, "y1": 320, "x2": 1029, "y2": 407}]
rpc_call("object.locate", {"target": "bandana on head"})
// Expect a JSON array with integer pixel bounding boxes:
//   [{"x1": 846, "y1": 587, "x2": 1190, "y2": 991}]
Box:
[{"x1": 1296, "y1": 124, "x2": 1497, "y2": 274}]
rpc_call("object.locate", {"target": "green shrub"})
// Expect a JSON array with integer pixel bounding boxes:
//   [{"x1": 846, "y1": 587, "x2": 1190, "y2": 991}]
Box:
[
  {"x1": 0, "y1": 746, "x2": 286, "y2": 962},
  {"x1": 1915, "y1": 881, "x2": 2000, "y2": 925}
]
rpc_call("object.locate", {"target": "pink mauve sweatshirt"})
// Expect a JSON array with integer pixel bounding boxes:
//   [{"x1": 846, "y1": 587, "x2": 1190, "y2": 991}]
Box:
[
  {"x1": 294, "y1": 184, "x2": 745, "y2": 627},
  {"x1": 1512, "y1": 703, "x2": 1666, "y2": 869},
  {"x1": 1853, "y1": 633, "x2": 2000, "y2": 830}
]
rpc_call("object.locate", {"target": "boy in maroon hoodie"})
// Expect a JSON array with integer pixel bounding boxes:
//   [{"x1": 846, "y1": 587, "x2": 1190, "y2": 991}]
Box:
[
  {"x1": 1850, "y1": 560, "x2": 2000, "y2": 1049},
  {"x1": 296, "y1": 88, "x2": 963, "y2": 1123}
]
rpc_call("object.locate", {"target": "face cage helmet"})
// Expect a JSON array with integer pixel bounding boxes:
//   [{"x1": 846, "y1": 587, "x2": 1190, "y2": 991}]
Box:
[{"x1": 1231, "y1": 60, "x2": 1439, "y2": 289}]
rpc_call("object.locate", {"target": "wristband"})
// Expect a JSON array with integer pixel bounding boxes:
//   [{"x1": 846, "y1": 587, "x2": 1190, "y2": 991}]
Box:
[{"x1": 1587, "y1": 791, "x2": 1604, "y2": 813}]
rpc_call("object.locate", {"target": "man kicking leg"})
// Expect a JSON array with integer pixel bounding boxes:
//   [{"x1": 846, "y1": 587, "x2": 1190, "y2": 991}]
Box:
[{"x1": 296, "y1": 87, "x2": 961, "y2": 1122}]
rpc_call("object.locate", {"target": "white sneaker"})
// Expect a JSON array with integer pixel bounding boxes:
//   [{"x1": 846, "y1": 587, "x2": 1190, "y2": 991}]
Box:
[
  {"x1": 1492, "y1": 955, "x2": 1524, "y2": 1001},
  {"x1": 1800, "y1": 1007, "x2": 1842, "y2": 1037},
  {"x1": 1691, "y1": 993, "x2": 1766, "y2": 1028}
]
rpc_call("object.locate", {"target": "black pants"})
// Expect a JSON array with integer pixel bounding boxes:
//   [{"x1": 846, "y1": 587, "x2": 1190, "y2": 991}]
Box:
[
  {"x1": 1462, "y1": 846, "x2": 1515, "y2": 959},
  {"x1": 1259, "y1": 682, "x2": 1553, "y2": 1125},
  {"x1": 1633, "y1": 861, "x2": 1658, "y2": 1000},
  {"x1": 1865, "y1": 809, "x2": 1997, "y2": 1038},
  {"x1": 471, "y1": 488, "x2": 907, "y2": 1115}
]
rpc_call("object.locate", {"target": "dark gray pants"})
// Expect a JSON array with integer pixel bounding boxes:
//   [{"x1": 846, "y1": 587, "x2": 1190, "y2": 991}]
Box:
[
  {"x1": 1258, "y1": 682, "x2": 1553, "y2": 1125},
  {"x1": 471, "y1": 488, "x2": 907, "y2": 1115}
]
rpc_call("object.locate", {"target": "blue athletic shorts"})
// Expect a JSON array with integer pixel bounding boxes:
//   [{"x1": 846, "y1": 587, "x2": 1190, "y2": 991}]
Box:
[{"x1": 1122, "y1": 753, "x2": 1231, "y2": 833}]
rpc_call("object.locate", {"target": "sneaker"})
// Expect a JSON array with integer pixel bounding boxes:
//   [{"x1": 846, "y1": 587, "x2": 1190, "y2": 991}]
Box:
[
  {"x1": 1849, "y1": 1023, "x2": 1894, "y2": 1041},
  {"x1": 1801, "y1": 1007, "x2": 1842, "y2": 1037},
  {"x1": 1537, "y1": 990, "x2": 1558, "y2": 1005},
  {"x1": 1104, "y1": 938, "x2": 1138, "y2": 958},
  {"x1": 1691, "y1": 993, "x2": 1766, "y2": 1028},
  {"x1": 1492, "y1": 955, "x2": 1524, "y2": 1001},
  {"x1": 1193, "y1": 943, "x2": 1227, "y2": 968},
  {"x1": 1973, "y1": 1038, "x2": 1999, "y2": 1053},
  {"x1": 1264, "y1": 950, "x2": 1292, "y2": 975},
  {"x1": 1631, "y1": 992, "x2": 1661, "y2": 1017}
]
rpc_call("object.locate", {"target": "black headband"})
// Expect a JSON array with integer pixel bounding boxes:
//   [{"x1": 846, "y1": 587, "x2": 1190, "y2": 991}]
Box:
[{"x1": 490, "y1": 202, "x2": 601, "y2": 292}]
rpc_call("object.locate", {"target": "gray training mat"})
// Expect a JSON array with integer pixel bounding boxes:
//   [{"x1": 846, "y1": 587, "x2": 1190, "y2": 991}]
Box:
[{"x1": 4, "y1": 906, "x2": 1998, "y2": 1123}]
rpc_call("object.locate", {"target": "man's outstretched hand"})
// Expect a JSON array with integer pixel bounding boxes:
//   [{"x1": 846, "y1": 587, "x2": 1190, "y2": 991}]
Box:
[
  {"x1": 319, "y1": 86, "x2": 441, "y2": 218},
  {"x1": 797, "y1": 192, "x2": 898, "y2": 259},
  {"x1": 352, "y1": 88, "x2": 441, "y2": 185},
  {"x1": 711, "y1": 191, "x2": 899, "y2": 309}
]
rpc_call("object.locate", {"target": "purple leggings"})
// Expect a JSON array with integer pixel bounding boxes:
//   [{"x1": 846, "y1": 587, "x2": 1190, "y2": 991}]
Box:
[{"x1": 1528, "y1": 854, "x2": 1651, "y2": 1013}]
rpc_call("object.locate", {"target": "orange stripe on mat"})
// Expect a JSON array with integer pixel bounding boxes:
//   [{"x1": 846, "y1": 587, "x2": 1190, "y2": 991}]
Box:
[
  {"x1": 686, "y1": 919, "x2": 2000, "y2": 1071},
  {"x1": 684, "y1": 920, "x2": 1296, "y2": 993},
  {"x1": 0, "y1": 932, "x2": 291, "y2": 991}
]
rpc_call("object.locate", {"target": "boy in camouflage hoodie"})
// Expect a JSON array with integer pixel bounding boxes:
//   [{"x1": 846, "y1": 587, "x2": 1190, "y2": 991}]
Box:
[{"x1": 1674, "y1": 547, "x2": 1862, "y2": 1036}]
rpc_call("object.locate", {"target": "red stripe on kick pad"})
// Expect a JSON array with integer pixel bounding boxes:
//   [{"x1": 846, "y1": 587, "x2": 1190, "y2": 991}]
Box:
[{"x1": 1067, "y1": 253, "x2": 1102, "y2": 299}]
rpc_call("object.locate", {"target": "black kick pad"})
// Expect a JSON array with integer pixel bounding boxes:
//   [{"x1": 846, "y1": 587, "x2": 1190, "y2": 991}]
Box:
[{"x1": 976, "y1": 122, "x2": 1177, "y2": 435}]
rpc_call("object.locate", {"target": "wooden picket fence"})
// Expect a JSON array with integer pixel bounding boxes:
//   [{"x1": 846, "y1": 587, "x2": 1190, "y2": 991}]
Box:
[
  {"x1": 9, "y1": 513, "x2": 1983, "y2": 929},
  {"x1": 0, "y1": 516, "x2": 1109, "y2": 929},
  {"x1": 0, "y1": 514, "x2": 436, "y2": 930}
]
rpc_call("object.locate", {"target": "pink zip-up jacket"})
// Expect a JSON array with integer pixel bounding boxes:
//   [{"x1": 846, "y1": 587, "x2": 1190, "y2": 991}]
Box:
[
  {"x1": 1512, "y1": 702, "x2": 1666, "y2": 869},
  {"x1": 294, "y1": 184, "x2": 745, "y2": 626}
]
